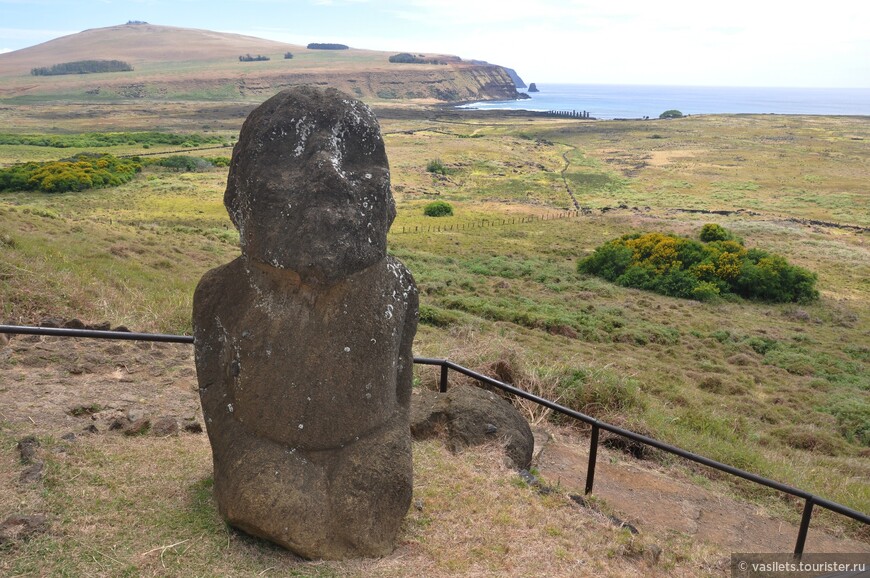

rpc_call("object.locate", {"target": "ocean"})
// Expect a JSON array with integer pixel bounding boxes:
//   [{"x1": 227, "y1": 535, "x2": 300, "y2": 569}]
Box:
[{"x1": 459, "y1": 84, "x2": 870, "y2": 119}]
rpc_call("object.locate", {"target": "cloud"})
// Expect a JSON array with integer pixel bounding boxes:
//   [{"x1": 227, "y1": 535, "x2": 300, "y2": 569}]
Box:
[{"x1": 0, "y1": 48, "x2": 11, "y2": 54}]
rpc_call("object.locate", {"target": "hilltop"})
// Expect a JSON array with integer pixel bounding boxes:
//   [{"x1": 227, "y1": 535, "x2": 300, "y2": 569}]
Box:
[{"x1": 0, "y1": 23, "x2": 524, "y2": 103}]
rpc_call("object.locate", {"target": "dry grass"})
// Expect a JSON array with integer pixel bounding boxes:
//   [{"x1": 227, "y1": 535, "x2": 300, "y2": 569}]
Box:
[{"x1": 0, "y1": 429, "x2": 726, "y2": 577}]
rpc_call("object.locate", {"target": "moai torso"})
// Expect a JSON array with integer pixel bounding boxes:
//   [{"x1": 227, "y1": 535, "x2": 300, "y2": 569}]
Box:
[{"x1": 195, "y1": 255, "x2": 416, "y2": 451}]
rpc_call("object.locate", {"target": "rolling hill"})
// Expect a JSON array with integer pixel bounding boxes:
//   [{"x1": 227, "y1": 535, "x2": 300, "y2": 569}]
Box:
[{"x1": 0, "y1": 23, "x2": 525, "y2": 103}]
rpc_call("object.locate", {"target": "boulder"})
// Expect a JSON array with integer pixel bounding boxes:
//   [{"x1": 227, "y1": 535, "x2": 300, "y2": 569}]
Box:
[
  {"x1": 411, "y1": 385, "x2": 534, "y2": 470},
  {"x1": 194, "y1": 86, "x2": 417, "y2": 560}
]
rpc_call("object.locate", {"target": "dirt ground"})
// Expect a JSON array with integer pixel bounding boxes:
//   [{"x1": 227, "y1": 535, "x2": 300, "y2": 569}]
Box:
[
  {"x1": 535, "y1": 430, "x2": 869, "y2": 555},
  {"x1": 1, "y1": 332, "x2": 867, "y2": 558}
]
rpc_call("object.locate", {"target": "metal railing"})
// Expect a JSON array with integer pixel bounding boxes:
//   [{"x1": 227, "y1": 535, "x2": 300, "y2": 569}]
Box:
[{"x1": 1, "y1": 324, "x2": 868, "y2": 557}]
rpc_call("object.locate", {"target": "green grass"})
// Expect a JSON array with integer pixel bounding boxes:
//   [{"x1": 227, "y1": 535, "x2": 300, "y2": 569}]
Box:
[{"x1": 1, "y1": 112, "x2": 868, "y2": 538}]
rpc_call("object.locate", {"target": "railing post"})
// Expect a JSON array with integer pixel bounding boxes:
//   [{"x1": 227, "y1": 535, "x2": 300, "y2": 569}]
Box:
[
  {"x1": 586, "y1": 424, "x2": 600, "y2": 494},
  {"x1": 439, "y1": 364, "x2": 449, "y2": 393},
  {"x1": 794, "y1": 497, "x2": 814, "y2": 559}
]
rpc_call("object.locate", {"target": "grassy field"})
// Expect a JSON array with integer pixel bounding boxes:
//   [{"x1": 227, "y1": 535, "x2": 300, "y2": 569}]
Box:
[{"x1": 1, "y1": 108, "x2": 868, "y2": 571}]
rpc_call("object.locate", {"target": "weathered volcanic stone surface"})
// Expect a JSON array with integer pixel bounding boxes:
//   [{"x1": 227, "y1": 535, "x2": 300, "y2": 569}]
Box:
[
  {"x1": 193, "y1": 87, "x2": 418, "y2": 560},
  {"x1": 224, "y1": 86, "x2": 396, "y2": 285},
  {"x1": 410, "y1": 385, "x2": 534, "y2": 470}
]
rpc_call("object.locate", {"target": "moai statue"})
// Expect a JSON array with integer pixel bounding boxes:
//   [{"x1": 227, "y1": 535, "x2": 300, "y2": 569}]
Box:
[{"x1": 193, "y1": 86, "x2": 418, "y2": 559}]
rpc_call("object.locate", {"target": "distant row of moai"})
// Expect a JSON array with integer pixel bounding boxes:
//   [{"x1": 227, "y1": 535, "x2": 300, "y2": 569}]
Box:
[{"x1": 545, "y1": 109, "x2": 592, "y2": 119}]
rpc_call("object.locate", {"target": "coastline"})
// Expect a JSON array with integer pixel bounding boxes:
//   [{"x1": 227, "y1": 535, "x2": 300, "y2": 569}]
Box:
[{"x1": 457, "y1": 84, "x2": 870, "y2": 119}]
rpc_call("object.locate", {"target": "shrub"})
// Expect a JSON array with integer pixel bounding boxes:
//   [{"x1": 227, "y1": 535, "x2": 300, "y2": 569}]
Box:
[
  {"x1": 0, "y1": 153, "x2": 140, "y2": 193},
  {"x1": 31, "y1": 60, "x2": 133, "y2": 76},
  {"x1": 423, "y1": 200, "x2": 453, "y2": 217},
  {"x1": 284, "y1": 52, "x2": 294, "y2": 59},
  {"x1": 699, "y1": 223, "x2": 731, "y2": 242},
  {"x1": 307, "y1": 43, "x2": 349, "y2": 50},
  {"x1": 0, "y1": 131, "x2": 223, "y2": 149},
  {"x1": 734, "y1": 253, "x2": 819, "y2": 303},
  {"x1": 555, "y1": 367, "x2": 645, "y2": 420},
  {"x1": 149, "y1": 156, "x2": 211, "y2": 172},
  {"x1": 577, "y1": 225, "x2": 818, "y2": 303},
  {"x1": 824, "y1": 396, "x2": 870, "y2": 446},
  {"x1": 387, "y1": 53, "x2": 444, "y2": 65},
  {"x1": 426, "y1": 158, "x2": 447, "y2": 175},
  {"x1": 389, "y1": 53, "x2": 423, "y2": 64},
  {"x1": 659, "y1": 109, "x2": 684, "y2": 119},
  {"x1": 239, "y1": 54, "x2": 270, "y2": 62},
  {"x1": 577, "y1": 242, "x2": 633, "y2": 282}
]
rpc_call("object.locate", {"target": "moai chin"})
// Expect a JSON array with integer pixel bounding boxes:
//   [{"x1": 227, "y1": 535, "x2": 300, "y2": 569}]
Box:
[{"x1": 193, "y1": 86, "x2": 418, "y2": 559}]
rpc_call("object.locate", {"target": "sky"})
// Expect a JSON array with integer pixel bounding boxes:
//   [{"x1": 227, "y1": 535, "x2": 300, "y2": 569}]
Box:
[{"x1": 1, "y1": 0, "x2": 868, "y2": 88}]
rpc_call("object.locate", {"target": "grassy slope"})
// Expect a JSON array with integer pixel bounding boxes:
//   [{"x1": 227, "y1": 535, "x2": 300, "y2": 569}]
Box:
[
  {"x1": 0, "y1": 112, "x2": 868, "y2": 562},
  {"x1": 0, "y1": 24, "x2": 508, "y2": 104},
  {"x1": 386, "y1": 114, "x2": 869, "y2": 526}
]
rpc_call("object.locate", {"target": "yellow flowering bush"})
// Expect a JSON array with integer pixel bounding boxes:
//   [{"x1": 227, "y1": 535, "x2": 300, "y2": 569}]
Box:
[{"x1": 578, "y1": 225, "x2": 818, "y2": 303}]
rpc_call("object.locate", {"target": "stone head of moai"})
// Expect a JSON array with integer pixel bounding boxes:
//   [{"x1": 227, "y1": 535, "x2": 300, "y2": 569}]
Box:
[{"x1": 224, "y1": 86, "x2": 396, "y2": 284}]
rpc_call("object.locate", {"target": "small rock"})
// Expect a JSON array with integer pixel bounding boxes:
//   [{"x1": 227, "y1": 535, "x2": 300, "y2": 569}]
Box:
[
  {"x1": 62, "y1": 318, "x2": 86, "y2": 329},
  {"x1": 108, "y1": 418, "x2": 128, "y2": 431},
  {"x1": 19, "y1": 461, "x2": 44, "y2": 484},
  {"x1": 38, "y1": 317, "x2": 62, "y2": 328},
  {"x1": 645, "y1": 544, "x2": 662, "y2": 565},
  {"x1": 183, "y1": 421, "x2": 203, "y2": 434},
  {"x1": 152, "y1": 417, "x2": 179, "y2": 437},
  {"x1": 112, "y1": 325, "x2": 131, "y2": 333},
  {"x1": 124, "y1": 419, "x2": 151, "y2": 436},
  {"x1": 61, "y1": 433, "x2": 77, "y2": 442},
  {"x1": 104, "y1": 344, "x2": 124, "y2": 356},
  {"x1": 84, "y1": 424, "x2": 99, "y2": 434},
  {"x1": 67, "y1": 404, "x2": 101, "y2": 418},
  {"x1": 127, "y1": 408, "x2": 145, "y2": 422},
  {"x1": 17, "y1": 436, "x2": 40, "y2": 464},
  {"x1": 517, "y1": 469, "x2": 538, "y2": 486},
  {"x1": 414, "y1": 499, "x2": 424, "y2": 511},
  {"x1": 0, "y1": 514, "x2": 49, "y2": 545},
  {"x1": 88, "y1": 321, "x2": 111, "y2": 331}
]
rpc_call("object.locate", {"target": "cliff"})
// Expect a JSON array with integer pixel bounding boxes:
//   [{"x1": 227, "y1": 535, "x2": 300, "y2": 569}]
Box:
[{"x1": 0, "y1": 24, "x2": 524, "y2": 103}]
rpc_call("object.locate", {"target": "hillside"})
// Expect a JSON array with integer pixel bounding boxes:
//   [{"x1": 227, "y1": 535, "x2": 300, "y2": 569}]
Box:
[
  {"x1": 0, "y1": 90, "x2": 867, "y2": 571},
  {"x1": 0, "y1": 23, "x2": 524, "y2": 103}
]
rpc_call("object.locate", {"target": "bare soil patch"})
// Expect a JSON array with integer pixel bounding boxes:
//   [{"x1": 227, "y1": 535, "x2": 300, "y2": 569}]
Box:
[{"x1": 535, "y1": 429, "x2": 869, "y2": 555}]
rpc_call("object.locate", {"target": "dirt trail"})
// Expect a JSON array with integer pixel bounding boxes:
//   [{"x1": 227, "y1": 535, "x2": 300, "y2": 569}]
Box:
[
  {"x1": 534, "y1": 429, "x2": 869, "y2": 555},
  {"x1": 1, "y1": 334, "x2": 867, "y2": 557}
]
